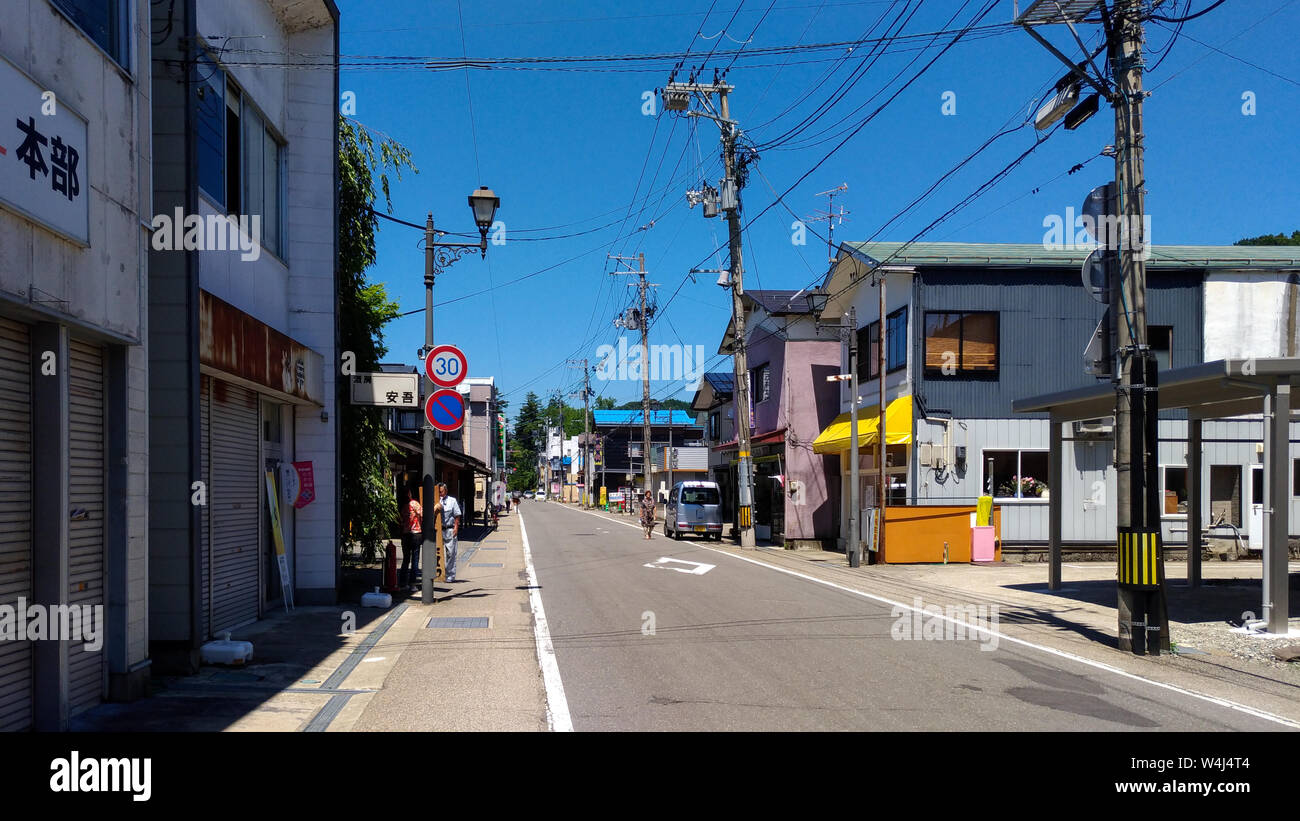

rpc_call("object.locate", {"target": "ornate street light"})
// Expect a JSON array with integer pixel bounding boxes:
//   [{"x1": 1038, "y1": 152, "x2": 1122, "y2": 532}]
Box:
[
  {"x1": 804, "y1": 286, "x2": 830, "y2": 315},
  {"x1": 468, "y1": 186, "x2": 499, "y2": 252}
]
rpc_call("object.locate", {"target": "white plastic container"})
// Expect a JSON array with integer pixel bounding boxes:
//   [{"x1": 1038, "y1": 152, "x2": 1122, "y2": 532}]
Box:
[
  {"x1": 200, "y1": 632, "x2": 254, "y2": 666},
  {"x1": 361, "y1": 586, "x2": 392, "y2": 609}
]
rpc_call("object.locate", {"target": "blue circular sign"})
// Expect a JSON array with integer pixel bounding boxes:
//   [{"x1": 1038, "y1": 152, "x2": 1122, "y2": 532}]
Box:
[{"x1": 425, "y1": 389, "x2": 465, "y2": 432}]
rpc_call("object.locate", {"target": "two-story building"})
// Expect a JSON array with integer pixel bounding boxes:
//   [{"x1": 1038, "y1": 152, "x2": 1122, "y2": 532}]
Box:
[
  {"x1": 147, "y1": 0, "x2": 341, "y2": 669},
  {"x1": 0, "y1": 0, "x2": 152, "y2": 729},
  {"x1": 715, "y1": 291, "x2": 842, "y2": 547},
  {"x1": 591, "y1": 409, "x2": 703, "y2": 497},
  {"x1": 813, "y1": 241, "x2": 1300, "y2": 553}
]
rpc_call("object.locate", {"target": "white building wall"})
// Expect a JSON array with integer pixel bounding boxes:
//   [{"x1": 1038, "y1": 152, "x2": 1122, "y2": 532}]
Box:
[{"x1": 1204, "y1": 272, "x2": 1300, "y2": 359}]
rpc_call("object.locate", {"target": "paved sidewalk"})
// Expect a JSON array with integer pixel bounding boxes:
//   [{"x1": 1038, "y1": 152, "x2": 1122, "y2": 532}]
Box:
[
  {"x1": 566, "y1": 502, "x2": 1300, "y2": 725},
  {"x1": 75, "y1": 511, "x2": 549, "y2": 732}
]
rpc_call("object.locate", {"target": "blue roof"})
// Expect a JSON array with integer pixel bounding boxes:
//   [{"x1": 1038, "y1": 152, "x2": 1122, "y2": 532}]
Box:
[
  {"x1": 703, "y1": 372, "x2": 735, "y2": 393},
  {"x1": 592, "y1": 409, "x2": 700, "y2": 427}
]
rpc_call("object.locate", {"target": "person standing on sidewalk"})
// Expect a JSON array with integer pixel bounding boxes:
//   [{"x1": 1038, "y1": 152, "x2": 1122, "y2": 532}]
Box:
[
  {"x1": 399, "y1": 482, "x2": 423, "y2": 591},
  {"x1": 640, "y1": 490, "x2": 656, "y2": 540},
  {"x1": 438, "y1": 482, "x2": 463, "y2": 581}
]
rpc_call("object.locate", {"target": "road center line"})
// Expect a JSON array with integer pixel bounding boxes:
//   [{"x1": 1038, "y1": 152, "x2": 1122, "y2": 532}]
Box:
[
  {"x1": 560, "y1": 503, "x2": 1299, "y2": 729},
  {"x1": 519, "y1": 512, "x2": 573, "y2": 732}
]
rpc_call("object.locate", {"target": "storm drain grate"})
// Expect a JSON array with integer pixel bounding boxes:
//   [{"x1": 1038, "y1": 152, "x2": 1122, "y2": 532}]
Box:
[
  {"x1": 427, "y1": 617, "x2": 490, "y2": 629},
  {"x1": 480, "y1": 547, "x2": 506, "y2": 551},
  {"x1": 470, "y1": 562, "x2": 503, "y2": 568}
]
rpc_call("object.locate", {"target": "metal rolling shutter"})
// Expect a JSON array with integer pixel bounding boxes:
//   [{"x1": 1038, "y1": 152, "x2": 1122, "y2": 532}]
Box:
[
  {"x1": 0, "y1": 318, "x2": 33, "y2": 731},
  {"x1": 67, "y1": 339, "x2": 106, "y2": 717},
  {"x1": 199, "y1": 375, "x2": 210, "y2": 640},
  {"x1": 209, "y1": 380, "x2": 260, "y2": 633}
]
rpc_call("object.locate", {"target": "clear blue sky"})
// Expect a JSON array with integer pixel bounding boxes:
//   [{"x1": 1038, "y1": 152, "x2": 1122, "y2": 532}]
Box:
[{"x1": 335, "y1": 0, "x2": 1300, "y2": 420}]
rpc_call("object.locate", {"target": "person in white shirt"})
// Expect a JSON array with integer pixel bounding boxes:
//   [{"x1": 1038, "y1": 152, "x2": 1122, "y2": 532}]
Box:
[{"x1": 438, "y1": 482, "x2": 463, "y2": 582}]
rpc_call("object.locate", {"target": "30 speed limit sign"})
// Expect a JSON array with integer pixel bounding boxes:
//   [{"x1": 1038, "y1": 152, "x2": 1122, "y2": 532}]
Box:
[{"x1": 424, "y1": 344, "x2": 467, "y2": 388}]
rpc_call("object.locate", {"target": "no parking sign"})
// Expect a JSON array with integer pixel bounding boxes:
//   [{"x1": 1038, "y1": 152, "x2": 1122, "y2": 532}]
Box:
[{"x1": 425, "y1": 389, "x2": 465, "y2": 432}]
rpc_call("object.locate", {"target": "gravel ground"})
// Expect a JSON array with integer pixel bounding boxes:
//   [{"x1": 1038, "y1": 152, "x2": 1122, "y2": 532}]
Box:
[{"x1": 1172, "y1": 618, "x2": 1300, "y2": 671}]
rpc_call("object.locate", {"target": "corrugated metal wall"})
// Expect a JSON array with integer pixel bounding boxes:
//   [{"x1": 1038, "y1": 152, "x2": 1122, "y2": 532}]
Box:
[{"x1": 915, "y1": 268, "x2": 1203, "y2": 418}]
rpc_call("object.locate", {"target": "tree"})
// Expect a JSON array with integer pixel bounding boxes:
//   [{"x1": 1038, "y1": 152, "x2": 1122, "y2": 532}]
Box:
[
  {"x1": 508, "y1": 392, "x2": 545, "y2": 491},
  {"x1": 594, "y1": 397, "x2": 617, "y2": 410},
  {"x1": 338, "y1": 117, "x2": 416, "y2": 563},
  {"x1": 1236, "y1": 230, "x2": 1300, "y2": 246}
]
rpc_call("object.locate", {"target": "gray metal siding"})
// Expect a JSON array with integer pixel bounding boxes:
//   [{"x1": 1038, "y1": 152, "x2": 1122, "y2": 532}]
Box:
[
  {"x1": 67, "y1": 340, "x2": 107, "y2": 716},
  {"x1": 209, "y1": 381, "x2": 260, "y2": 634},
  {"x1": 915, "y1": 268, "x2": 1203, "y2": 418}
]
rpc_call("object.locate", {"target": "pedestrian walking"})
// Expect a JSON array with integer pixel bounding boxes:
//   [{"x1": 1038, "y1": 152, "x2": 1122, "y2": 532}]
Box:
[
  {"x1": 438, "y1": 482, "x2": 464, "y2": 581},
  {"x1": 399, "y1": 482, "x2": 423, "y2": 591},
  {"x1": 640, "y1": 490, "x2": 656, "y2": 540}
]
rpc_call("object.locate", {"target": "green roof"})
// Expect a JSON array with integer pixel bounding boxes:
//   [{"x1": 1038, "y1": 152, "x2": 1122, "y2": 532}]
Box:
[{"x1": 839, "y1": 242, "x2": 1300, "y2": 270}]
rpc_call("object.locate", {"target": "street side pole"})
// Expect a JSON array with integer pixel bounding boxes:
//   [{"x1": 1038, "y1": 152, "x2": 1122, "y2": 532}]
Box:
[
  {"x1": 877, "y1": 272, "x2": 887, "y2": 560},
  {"x1": 421, "y1": 215, "x2": 440, "y2": 604},
  {"x1": 848, "y1": 306, "x2": 860, "y2": 567}
]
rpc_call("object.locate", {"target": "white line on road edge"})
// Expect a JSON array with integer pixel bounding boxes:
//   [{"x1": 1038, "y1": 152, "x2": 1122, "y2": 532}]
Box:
[
  {"x1": 519, "y1": 512, "x2": 573, "y2": 732},
  {"x1": 563, "y1": 504, "x2": 1300, "y2": 729}
]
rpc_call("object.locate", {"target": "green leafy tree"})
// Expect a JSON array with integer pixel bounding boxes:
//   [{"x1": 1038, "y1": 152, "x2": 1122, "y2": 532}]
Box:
[
  {"x1": 1236, "y1": 230, "x2": 1300, "y2": 246},
  {"x1": 339, "y1": 117, "x2": 415, "y2": 563},
  {"x1": 594, "y1": 397, "x2": 617, "y2": 410},
  {"x1": 508, "y1": 392, "x2": 545, "y2": 491}
]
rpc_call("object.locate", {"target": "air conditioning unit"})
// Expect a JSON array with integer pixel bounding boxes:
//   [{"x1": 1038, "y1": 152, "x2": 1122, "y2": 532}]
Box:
[{"x1": 1073, "y1": 417, "x2": 1114, "y2": 439}]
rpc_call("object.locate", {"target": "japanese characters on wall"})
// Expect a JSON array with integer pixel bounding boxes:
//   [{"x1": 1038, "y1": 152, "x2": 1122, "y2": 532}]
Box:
[{"x1": 0, "y1": 55, "x2": 89, "y2": 244}]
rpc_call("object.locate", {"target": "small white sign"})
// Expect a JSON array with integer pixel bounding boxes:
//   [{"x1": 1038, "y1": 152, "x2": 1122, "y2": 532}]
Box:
[
  {"x1": 350, "y1": 373, "x2": 419, "y2": 407},
  {"x1": 0, "y1": 56, "x2": 89, "y2": 244},
  {"x1": 643, "y1": 557, "x2": 715, "y2": 575}
]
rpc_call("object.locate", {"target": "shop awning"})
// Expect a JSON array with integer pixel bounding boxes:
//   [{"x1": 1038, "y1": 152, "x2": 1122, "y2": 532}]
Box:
[{"x1": 811, "y1": 396, "x2": 912, "y2": 454}]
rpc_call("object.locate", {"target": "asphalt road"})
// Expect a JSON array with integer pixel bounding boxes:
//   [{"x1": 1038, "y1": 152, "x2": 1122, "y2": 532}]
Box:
[{"x1": 523, "y1": 501, "x2": 1287, "y2": 731}]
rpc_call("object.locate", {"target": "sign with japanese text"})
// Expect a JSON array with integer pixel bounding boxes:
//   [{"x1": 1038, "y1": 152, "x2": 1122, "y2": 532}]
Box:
[
  {"x1": 0, "y1": 56, "x2": 89, "y2": 244},
  {"x1": 287, "y1": 459, "x2": 317, "y2": 509},
  {"x1": 350, "y1": 372, "x2": 419, "y2": 408}
]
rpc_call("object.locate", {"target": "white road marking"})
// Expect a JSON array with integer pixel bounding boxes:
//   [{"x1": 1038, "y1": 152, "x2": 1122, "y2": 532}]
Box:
[
  {"x1": 361, "y1": 656, "x2": 386, "y2": 663},
  {"x1": 519, "y1": 512, "x2": 574, "y2": 732},
  {"x1": 644, "y1": 556, "x2": 715, "y2": 575},
  {"x1": 563, "y1": 504, "x2": 1300, "y2": 729}
]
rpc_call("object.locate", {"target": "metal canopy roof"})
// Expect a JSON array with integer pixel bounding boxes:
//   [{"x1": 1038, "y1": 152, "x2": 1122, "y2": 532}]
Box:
[
  {"x1": 1013, "y1": 358, "x2": 1300, "y2": 422},
  {"x1": 839, "y1": 242, "x2": 1300, "y2": 270}
]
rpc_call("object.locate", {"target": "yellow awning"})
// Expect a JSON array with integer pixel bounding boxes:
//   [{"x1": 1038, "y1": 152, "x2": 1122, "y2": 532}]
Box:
[{"x1": 812, "y1": 396, "x2": 912, "y2": 454}]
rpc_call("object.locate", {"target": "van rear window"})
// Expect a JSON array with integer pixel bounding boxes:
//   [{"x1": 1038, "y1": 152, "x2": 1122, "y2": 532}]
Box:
[{"x1": 681, "y1": 488, "x2": 720, "y2": 505}]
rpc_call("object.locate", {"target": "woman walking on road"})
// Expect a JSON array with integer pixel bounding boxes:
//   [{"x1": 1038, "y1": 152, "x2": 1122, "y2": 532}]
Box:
[{"x1": 640, "y1": 490, "x2": 656, "y2": 540}]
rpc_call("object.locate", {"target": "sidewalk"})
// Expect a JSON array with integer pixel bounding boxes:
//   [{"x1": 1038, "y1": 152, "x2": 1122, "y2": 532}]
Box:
[
  {"x1": 569, "y1": 502, "x2": 1300, "y2": 725},
  {"x1": 74, "y1": 511, "x2": 548, "y2": 732}
]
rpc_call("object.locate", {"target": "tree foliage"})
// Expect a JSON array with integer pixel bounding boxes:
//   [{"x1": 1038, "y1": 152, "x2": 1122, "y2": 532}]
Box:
[
  {"x1": 1236, "y1": 230, "x2": 1300, "y2": 246},
  {"x1": 338, "y1": 117, "x2": 415, "y2": 563},
  {"x1": 507, "y1": 392, "x2": 545, "y2": 491}
]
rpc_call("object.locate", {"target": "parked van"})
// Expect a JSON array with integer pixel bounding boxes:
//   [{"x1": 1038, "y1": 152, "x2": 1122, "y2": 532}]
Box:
[{"x1": 665, "y1": 481, "x2": 724, "y2": 541}]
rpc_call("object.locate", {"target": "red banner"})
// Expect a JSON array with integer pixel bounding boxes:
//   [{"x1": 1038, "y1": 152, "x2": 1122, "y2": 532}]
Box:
[{"x1": 292, "y1": 461, "x2": 315, "y2": 508}]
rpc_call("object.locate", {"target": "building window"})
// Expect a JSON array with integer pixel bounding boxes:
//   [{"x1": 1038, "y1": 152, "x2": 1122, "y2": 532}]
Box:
[
  {"x1": 193, "y1": 53, "x2": 286, "y2": 256},
  {"x1": 925, "y1": 311, "x2": 998, "y2": 375},
  {"x1": 753, "y1": 363, "x2": 771, "y2": 403},
  {"x1": 983, "y1": 449, "x2": 1049, "y2": 499},
  {"x1": 52, "y1": 0, "x2": 129, "y2": 67},
  {"x1": 708, "y1": 411, "x2": 718, "y2": 441},
  {"x1": 1163, "y1": 466, "x2": 1188, "y2": 515},
  {"x1": 1209, "y1": 465, "x2": 1241, "y2": 527},
  {"x1": 1150, "y1": 325, "x2": 1173, "y2": 371},
  {"x1": 857, "y1": 322, "x2": 880, "y2": 381},
  {"x1": 1294, "y1": 459, "x2": 1300, "y2": 497},
  {"x1": 886, "y1": 308, "x2": 907, "y2": 373}
]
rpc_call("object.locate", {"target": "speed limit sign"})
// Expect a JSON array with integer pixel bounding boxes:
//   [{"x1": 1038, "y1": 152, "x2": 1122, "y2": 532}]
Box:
[{"x1": 424, "y1": 344, "x2": 467, "y2": 388}]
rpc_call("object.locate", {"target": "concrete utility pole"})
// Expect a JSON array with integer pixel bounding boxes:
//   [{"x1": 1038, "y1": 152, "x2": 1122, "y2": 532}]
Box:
[
  {"x1": 1110, "y1": 0, "x2": 1166, "y2": 655},
  {"x1": 816, "y1": 302, "x2": 861, "y2": 565},
  {"x1": 876, "y1": 273, "x2": 887, "y2": 559},
  {"x1": 664, "y1": 72, "x2": 757, "y2": 547},
  {"x1": 610, "y1": 253, "x2": 655, "y2": 496},
  {"x1": 569, "y1": 359, "x2": 593, "y2": 507}
]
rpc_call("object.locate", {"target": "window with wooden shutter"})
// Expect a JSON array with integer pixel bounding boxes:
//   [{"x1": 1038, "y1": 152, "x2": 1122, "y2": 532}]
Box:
[{"x1": 924, "y1": 311, "x2": 998, "y2": 375}]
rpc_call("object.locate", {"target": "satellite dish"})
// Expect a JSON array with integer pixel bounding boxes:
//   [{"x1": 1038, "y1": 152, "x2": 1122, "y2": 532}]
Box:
[
  {"x1": 1081, "y1": 182, "x2": 1113, "y2": 244},
  {"x1": 1082, "y1": 248, "x2": 1108, "y2": 303}
]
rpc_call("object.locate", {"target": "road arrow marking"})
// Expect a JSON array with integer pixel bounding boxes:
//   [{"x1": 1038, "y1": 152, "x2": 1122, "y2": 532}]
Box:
[{"x1": 644, "y1": 557, "x2": 715, "y2": 575}]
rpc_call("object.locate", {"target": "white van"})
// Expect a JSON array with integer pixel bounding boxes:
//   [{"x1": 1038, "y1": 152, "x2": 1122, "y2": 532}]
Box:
[{"x1": 664, "y1": 481, "x2": 724, "y2": 541}]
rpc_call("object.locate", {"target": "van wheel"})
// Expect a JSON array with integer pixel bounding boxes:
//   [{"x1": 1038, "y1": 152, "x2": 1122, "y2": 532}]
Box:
[{"x1": 663, "y1": 522, "x2": 670, "y2": 537}]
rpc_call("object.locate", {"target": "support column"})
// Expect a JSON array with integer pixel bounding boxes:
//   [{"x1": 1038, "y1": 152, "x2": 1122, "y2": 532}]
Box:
[
  {"x1": 31, "y1": 322, "x2": 69, "y2": 731},
  {"x1": 1264, "y1": 381, "x2": 1290, "y2": 634},
  {"x1": 1188, "y1": 417, "x2": 1202, "y2": 588},
  {"x1": 1048, "y1": 417, "x2": 1063, "y2": 591}
]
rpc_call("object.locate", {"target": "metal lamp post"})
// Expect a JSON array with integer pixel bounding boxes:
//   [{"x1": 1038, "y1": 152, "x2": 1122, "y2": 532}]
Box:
[
  {"x1": 421, "y1": 186, "x2": 499, "y2": 604},
  {"x1": 808, "y1": 287, "x2": 862, "y2": 567}
]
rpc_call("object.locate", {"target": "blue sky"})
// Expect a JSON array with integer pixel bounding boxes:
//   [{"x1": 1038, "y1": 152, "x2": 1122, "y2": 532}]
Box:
[{"x1": 334, "y1": 0, "x2": 1300, "y2": 419}]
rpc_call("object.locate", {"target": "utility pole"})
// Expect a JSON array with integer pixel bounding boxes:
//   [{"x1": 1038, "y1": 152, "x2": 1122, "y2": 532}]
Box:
[
  {"x1": 666, "y1": 70, "x2": 757, "y2": 547},
  {"x1": 569, "y1": 359, "x2": 593, "y2": 507},
  {"x1": 1017, "y1": 0, "x2": 1165, "y2": 654},
  {"x1": 610, "y1": 253, "x2": 656, "y2": 497},
  {"x1": 876, "y1": 272, "x2": 887, "y2": 559},
  {"x1": 1110, "y1": 0, "x2": 1165, "y2": 655},
  {"x1": 813, "y1": 298, "x2": 860, "y2": 566}
]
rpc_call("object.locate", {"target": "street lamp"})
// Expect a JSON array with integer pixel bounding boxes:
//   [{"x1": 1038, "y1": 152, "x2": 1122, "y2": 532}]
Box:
[
  {"x1": 809, "y1": 287, "x2": 864, "y2": 567},
  {"x1": 421, "y1": 187, "x2": 501, "y2": 605}
]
